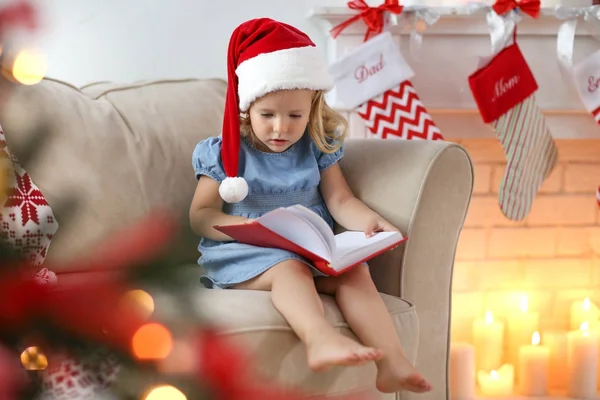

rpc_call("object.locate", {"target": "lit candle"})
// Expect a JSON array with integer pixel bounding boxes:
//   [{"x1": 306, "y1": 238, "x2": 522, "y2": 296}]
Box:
[
  {"x1": 449, "y1": 342, "x2": 475, "y2": 400},
  {"x1": 473, "y1": 310, "x2": 504, "y2": 371},
  {"x1": 518, "y1": 331, "x2": 549, "y2": 396},
  {"x1": 506, "y1": 295, "x2": 539, "y2": 374},
  {"x1": 542, "y1": 330, "x2": 568, "y2": 392},
  {"x1": 477, "y1": 364, "x2": 514, "y2": 397},
  {"x1": 567, "y1": 321, "x2": 598, "y2": 399},
  {"x1": 570, "y1": 297, "x2": 599, "y2": 331}
]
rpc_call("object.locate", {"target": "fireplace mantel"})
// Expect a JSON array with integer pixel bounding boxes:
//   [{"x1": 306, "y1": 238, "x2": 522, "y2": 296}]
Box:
[{"x1": 308, "y1": 6, "x2": 600, "y2": 139}]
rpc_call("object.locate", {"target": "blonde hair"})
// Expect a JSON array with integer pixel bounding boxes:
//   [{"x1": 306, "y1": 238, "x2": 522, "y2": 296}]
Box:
[{"x1": 240, "y1": 90, "x2": 347, "y2": 153}]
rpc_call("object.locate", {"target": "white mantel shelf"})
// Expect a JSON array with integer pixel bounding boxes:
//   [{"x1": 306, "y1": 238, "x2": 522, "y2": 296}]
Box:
[
  {"x1": 308, "y1": 6, "x2": 600, "y2": 139},
  {"x1": 308, "y1": 6, "x2": 589, "y2": 36}
]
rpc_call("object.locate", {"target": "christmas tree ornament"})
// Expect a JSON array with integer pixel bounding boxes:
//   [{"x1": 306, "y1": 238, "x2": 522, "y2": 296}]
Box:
[{"x1": 469, "y1": 8, "x2": 558, "y2": 221}]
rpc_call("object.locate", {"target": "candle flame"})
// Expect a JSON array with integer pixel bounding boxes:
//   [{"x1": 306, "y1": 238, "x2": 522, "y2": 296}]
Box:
[
  {"x1": 580, "y1": 321, "x2": 589, "y2": 336},
  {"x1": 532, "y1": 331, "x2": 540, "y2": 346},
  {"x1": 520, "y1": 295, "x2": 528, "y2": 312},
  {"x1": 485, "y1": 310, "x2": 494, "y2": 324},
  {"x1": 583, "y1": 297, "x2": 591, "y2": 311},
  {"x1": 490, "y1": 370, "x2": 498, "y2": 380}
]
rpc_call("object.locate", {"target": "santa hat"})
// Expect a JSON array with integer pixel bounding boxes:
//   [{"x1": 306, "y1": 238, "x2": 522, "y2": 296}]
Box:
[{"x1": 219, "y1": 18, "x2": 334, "y2": 203}]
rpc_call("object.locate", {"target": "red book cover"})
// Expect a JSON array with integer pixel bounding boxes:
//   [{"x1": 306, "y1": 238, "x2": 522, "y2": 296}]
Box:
[
  {"x1": 214, "y1": 222, "x2": 407, "y2": 276},
  {"x1": 214, "y1": 222, "x2": 334, "y2": 274}
]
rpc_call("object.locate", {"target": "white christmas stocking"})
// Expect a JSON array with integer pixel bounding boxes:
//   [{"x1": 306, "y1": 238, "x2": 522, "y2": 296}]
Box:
[
  {"x1": 328, "y1": 31, "x2": 443, "y2": 140},
  {"x1": 469, "y1": 42, "x2": 558, "y2": 221},
  {"x1": 568, "y1": 40, "x2": 600, "y2": 124},
  {"x1": 571, "y1": 50, "x2": 600, "y2": 209}
]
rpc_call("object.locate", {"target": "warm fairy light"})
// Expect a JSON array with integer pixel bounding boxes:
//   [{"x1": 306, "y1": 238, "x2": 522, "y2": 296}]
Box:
[
  {"x1": 531, "y1": 331, "x2": 540, "y2": 346},
  {"x1": 520, "y1": 295, "x2": 528, "y2": 312},
  {"x1": 11, "y1": 49, "x2": 46, "y2": 85},
  {"x1": 132, "y1": 323, "x2": 173, "y2": 360},
  {"x1": 20, "y1": 346, "x2": 48, "y2": 370},
  {"x1": 143, "y1": 385, "x2": 187, "y2": 400},
  {"x1": 123, "y1": 289, "x2": 155, "y2": 319},
  {"x1": 485, "y1": 310, "x2": 494, "y2": 324}
]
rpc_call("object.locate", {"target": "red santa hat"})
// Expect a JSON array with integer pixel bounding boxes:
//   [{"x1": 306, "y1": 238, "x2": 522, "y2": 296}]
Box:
[{"x1": 219, "y1": 18, "x2": 334, "y2": 203}]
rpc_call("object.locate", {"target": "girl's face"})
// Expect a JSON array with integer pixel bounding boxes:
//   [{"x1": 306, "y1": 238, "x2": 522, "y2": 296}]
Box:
[{"x1": 248, "y1": 89, "x2": 313, "y2": 153}]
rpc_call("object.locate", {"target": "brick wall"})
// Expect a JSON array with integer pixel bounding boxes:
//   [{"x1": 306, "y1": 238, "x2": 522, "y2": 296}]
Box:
[{"x1": 450, "y1": 138, "x2": 600, "y2": 344}]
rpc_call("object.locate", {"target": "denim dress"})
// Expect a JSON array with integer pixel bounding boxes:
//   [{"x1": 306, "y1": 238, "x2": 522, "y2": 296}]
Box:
[{"x1": 191, "y1": 132, "x2": 344, "y2": 289}]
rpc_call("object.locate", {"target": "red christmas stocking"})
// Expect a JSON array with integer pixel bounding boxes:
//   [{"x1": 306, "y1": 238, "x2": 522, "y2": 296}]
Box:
[
  {"x1": 469, "y1": 42, "x2": 558, "y2": 221},
  {"x1": 357, "y1": 81, "x2": 444, "y2": 140},
  {"x1": 328, "y1": 32, "x2": 443, "y2": 140}
]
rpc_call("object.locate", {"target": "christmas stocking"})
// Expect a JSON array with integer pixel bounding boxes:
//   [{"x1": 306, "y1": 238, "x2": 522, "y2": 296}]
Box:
[
  {"x1": 571, "y1": 45, "x2": 600, "y2": 124},
  {"x1": 328, "y1": 31, "x2": 444, "y2": 140},
  {"x1": 469, "y1": 41, "x2": 558, "y2": 221},
  {"x1": 357, "y1": 81, "x2": 444, "y2": 140},
  {"x1": 570, "y1": 50, "x2": 600, "y2": 208}
]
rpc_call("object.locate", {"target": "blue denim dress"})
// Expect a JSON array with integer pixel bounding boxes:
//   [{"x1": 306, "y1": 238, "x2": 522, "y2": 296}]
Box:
[{"x1": 191, "y1": 132, "x2": 344, "y2": 289}]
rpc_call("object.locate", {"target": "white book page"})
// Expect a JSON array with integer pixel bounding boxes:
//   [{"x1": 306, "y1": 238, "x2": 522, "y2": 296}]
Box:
[
  {"x1": 332, "y1": 231, "x2": 403, "y2": 271},
  {"x1": 258, "y1": 208, "x2": 332, "y2": 262},
  {"x1": 286, "y1": 205, "x2": 335, "y2": 253}
]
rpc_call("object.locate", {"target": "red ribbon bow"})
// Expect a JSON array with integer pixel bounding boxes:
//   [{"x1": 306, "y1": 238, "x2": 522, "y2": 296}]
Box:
[
  {"x1": 492, "y1": 0, "x2": 540, "y2": 18},
  {"x1": 330, "y1": 0, "x2": 403, "y2": 42}
]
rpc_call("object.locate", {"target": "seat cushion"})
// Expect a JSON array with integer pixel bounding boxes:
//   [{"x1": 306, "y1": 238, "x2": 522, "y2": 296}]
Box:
[{"x1": 192, "y1": 289, "x2": 418, "y2": 397}]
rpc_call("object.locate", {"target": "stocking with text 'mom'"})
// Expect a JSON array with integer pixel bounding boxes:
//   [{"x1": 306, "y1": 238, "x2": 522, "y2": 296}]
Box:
[{"x1": 469, "y1": 41, "x2": 557, "y2": 221}]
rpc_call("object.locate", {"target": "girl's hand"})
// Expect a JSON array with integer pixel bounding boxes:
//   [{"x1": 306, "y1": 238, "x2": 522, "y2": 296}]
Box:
[
  {"x1": 364, "y1": 216, "x2": 399, "y2": 238},
  {"x1": 244, "y1": 218, "x2": 256, "y2": 224}
]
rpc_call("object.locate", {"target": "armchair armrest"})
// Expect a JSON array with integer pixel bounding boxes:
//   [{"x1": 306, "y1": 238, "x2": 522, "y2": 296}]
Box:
[{"x1": 338, "y1": 139, "x2": 473, "y2": 400}]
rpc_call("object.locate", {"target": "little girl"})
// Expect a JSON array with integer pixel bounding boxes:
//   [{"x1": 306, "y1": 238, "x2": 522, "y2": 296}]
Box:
[{"x1": 189, "y1": 17, "x2": 432, "y2": 394}]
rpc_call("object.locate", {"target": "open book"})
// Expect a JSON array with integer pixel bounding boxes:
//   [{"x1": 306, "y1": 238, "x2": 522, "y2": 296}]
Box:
[{"x1": 213, "y1": 205, "x2": 407, "y2": 276}]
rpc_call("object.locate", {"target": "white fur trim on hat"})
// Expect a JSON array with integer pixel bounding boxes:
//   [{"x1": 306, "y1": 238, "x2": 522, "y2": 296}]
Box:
[{"x1": 236, "y1": 46, "x2": 334, "y2": 112}]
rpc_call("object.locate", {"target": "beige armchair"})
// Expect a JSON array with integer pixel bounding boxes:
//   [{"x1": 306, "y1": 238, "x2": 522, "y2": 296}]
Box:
[{"x1": 1, "y1": 77, "x2": 474, "y2": 399}]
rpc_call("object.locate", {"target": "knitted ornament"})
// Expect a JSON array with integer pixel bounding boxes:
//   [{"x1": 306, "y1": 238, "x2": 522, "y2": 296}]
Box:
[{"x1": 220, "y1": 18, "x2": 333, "y2": 203}]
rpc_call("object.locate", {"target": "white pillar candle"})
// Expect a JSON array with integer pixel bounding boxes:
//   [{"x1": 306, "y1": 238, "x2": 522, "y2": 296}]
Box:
[
  {"x1": 570, "y1": 297, "x2": 599, "y2": 331},
  {"x1": 473, "y1": 310, "x2": 504, "y2": 372},
  {"x1": 567, "y1": 321, "x2": 598, "y2": 399},
  {"x1": 477, "y1": 364, "x2": 514, "y2": 397},
  {"x1": 506, "y1": 295, "x2": 539, "y2": 376},
  {"x1": 449, "y1": 342, "x2": 475, "y2": 400},
  {"x1": 518, "y1": 331, "x2": 549, "y2": 396},
  {"x1": 542, "y1": 330, "x2": 568, "y2": 392}
]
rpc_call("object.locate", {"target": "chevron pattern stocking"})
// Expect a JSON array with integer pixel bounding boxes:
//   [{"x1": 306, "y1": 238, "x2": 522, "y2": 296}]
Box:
[{"x1": 356, "y1": 81, "x2": 444, "y2": 141}]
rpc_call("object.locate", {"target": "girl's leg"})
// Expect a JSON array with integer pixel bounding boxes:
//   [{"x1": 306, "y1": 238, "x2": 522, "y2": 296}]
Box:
[
  {"x1": 232, "y1": 260, "x2": 383, "y2": 371},
  {"x1": 314, "y1": 264, "x2": 432, "y2": 394}
]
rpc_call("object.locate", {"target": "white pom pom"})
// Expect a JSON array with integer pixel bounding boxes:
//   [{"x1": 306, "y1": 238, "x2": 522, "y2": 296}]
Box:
[{"x1": 219, "y1": 177, "x2": 249, "y2": 203}]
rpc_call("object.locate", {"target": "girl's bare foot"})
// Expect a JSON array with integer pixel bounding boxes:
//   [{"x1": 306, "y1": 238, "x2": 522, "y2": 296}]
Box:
[
  {"x1": 375, "y1": 353, "x2": 432, "y2": 393},
  {"x1": 306, "y1": 332, "x2": 383, "y2": 372}
]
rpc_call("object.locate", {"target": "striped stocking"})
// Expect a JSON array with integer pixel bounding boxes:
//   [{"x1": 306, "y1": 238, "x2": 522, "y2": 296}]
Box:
[
  {"x1": 492, "y1": 95, "x2": 558, "y2": 220},
  {"x1": 357, "y1": 81, "x2": 444, "y2": 140},
  {"x1": 469, "y1": 42, "x2": 558, "y2": 221}
]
